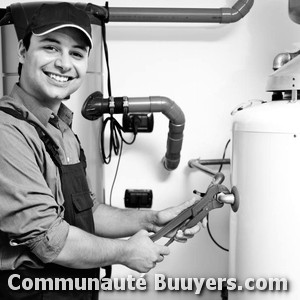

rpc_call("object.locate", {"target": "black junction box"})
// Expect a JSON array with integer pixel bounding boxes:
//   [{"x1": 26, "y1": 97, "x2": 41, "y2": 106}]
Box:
[{"x1": 124, "y1": 189, "x2": 153, "y2": 208}]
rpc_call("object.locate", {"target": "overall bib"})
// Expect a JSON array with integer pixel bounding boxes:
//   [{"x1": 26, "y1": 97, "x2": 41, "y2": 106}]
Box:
[{"x1": 0, "y1": 107, "x2": 100, "y2": 300}]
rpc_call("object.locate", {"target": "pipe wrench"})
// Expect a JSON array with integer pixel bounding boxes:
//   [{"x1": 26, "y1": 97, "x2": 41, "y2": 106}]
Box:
[{"x1": 150, "y1": 184, "x2": 239, "y2": 246}]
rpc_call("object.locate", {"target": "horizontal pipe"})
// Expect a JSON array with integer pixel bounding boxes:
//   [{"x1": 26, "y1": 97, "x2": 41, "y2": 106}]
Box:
[
  {"x1": 188, "y1": 158, "x2": 225, "y2": 184},
  {"x1": 108, "y1": 0, "x2": 254, "y2": 23},
  {"x1": 196, "y1": 158, "x2": 230, "y2": 166},
  {"x1": 109, "y1": 7, "x2": 224, "y2": 23},
  {"x1": 128, "y1": 96, "x2": 185, "y2": 124},
  {"x1": 0, "y1": 0, "x2": 254, "y2": 30}
]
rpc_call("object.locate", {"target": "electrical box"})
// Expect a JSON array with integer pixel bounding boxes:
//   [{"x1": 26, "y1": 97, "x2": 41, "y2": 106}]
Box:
[
  {"x1": 122, "y1": 113, "x2": 154, "y2": 133},
  {"x1": 124, "y1": 189, "x2": 153, "y2": 208}
]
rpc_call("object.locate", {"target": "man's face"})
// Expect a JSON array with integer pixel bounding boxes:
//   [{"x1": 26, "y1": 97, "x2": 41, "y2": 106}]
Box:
[{"x1": 18, "y1": 27, "x2": 89, "y2": 109}]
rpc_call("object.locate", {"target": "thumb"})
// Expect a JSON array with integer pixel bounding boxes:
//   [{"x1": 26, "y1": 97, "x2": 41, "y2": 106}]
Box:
[{"x1": 159, "y1": 245, "x2": 170, "y2": 256}]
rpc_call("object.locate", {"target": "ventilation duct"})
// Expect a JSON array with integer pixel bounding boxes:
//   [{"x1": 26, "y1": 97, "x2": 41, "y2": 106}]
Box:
[
  {"x1": 82, "y1": 92, "x2": 185, "y2": 171},
  {"x1": 107, "y1": 0, "x2": 254, "y2": 24}
]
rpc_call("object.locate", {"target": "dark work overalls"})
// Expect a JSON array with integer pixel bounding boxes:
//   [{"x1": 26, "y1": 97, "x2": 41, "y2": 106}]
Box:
[{"x1": 0, "y1": 107, "x2": 100, "y2": 300}]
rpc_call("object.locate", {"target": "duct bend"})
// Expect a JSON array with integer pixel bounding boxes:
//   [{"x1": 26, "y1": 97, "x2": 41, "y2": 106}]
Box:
[
  {"x1": 221, "y1": 0, "x2": 254, "y2": 23},
  {"x1": 81, "y1": 93, "x2": 185, "y2": 171},
  {"x1": 272, "y1": 50, "x2": 300, "y2": 70},
  {"x1": 129, "y1": 96, "x2": 185, "y2": 171}
]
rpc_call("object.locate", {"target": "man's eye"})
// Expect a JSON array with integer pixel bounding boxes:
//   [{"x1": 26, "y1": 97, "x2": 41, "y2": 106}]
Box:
[
  {"x1": 43, "y1": 46, "x2": 57, "y2": 52},
  {"x1": 71, "y1": 52, "x2": 84, "y2": 59}
]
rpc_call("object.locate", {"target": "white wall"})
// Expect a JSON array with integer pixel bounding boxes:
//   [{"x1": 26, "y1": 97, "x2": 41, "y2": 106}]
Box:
[{"x1": 1, "y1": 0, "x2": 299, "y2": 299}]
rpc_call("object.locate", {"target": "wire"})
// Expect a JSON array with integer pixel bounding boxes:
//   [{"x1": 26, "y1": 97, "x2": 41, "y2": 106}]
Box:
[
  {"x1": 218, "y1": 139, "x2": 231, "y2": 172},
  {"x1": 206, "y1": 139, "x2": 231, "y2": 252},
  {"x1": 206, "y1": 213, "x2": 229, "y2": 252},
  {"x1": 101, "y1": 19, "x2": 112, "y2": 97},
  {"x1": 102, "y1": 118, "x2": 137, "y2": 204},
  {"x1": 109, "y1": 139, "x2": 123, "y2": 206},
  {"x1": 101, "y1": 115, "x2": 136, "y2": 164},
  {"x1": 99, "y1": 17, "x2": 138, "y2": 204}
]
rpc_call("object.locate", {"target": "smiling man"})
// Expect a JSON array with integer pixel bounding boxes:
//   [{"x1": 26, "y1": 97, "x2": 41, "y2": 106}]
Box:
[
  {"x1": 19, "y1": 28, "x2": 88, "y2": 112},
  {"x1": 0, "y1": 3, "x2": 201, "y2": 300}
]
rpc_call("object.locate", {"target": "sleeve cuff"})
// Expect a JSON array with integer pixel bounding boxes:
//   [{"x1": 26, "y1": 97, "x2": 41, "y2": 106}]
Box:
[{"x1": 28, "y1": 219, "x2": 69, "y2": 264}]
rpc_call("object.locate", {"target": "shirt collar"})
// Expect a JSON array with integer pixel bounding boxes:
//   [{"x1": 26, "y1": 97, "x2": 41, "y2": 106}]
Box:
[{"x1": 10, "y1": 84, "x2": 74, "y2": 127}]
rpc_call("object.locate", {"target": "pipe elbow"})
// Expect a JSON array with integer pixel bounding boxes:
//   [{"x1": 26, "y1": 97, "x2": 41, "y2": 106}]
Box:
[
  {"x1": 150, "y1": 96, "x2": 185, "y2": 125},
  {"x1": 149, "y1": 96, "x2": 185, "y2": 171},
  {"x1": 221, "y1": 0, "x2": 254, "y2": 23},
  {"x1": 272, "y1": 51, "x2": 300, "y2": 70}
]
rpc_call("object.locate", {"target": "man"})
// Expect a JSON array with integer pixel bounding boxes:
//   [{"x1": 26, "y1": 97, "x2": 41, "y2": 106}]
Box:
[{"x1": 0, "y1": 3, "x2": 201, "y2": 299}]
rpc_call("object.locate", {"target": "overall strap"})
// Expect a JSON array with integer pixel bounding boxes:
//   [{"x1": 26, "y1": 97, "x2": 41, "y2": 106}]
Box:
[
  {"x1": 0, "y1": 107, "x2": 62, "y2": 167},
  {"x1": 0, "y1": 107, "x2": 26, "y2": 120},
  {"x1": 74, "y1": 134, "x2": 87, "y2": 173}
]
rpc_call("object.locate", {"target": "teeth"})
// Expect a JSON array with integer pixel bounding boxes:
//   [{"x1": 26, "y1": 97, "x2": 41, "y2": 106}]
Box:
[{"x1": 48, "y1": 73, "x2": 69, "y2": 83}]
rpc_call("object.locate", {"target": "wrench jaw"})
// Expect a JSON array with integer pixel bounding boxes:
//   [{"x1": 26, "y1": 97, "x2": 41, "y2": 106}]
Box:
[{"x1": 150, "y1": 184, "x2": 240, "y2": 245}]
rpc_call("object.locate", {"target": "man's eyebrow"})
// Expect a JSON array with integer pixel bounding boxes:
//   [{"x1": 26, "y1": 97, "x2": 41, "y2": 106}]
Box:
[
  {"x1": 40, "y1": 37, "x2": 60, "y2": 44},
  {"x1": 39, "y1": 37, "x2": 88, "y2": 52},
  {"x1": 73, "y1": 45, "x2": 89, "y2": 52}
]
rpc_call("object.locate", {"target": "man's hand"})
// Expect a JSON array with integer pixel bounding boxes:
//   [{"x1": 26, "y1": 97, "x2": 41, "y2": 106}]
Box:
[
  {"x1": 152, "y1": 196, "x2": 206, "y2": 243},
  {"x1": 121, "y1": 229, "x2": 170, "y2": 273}
]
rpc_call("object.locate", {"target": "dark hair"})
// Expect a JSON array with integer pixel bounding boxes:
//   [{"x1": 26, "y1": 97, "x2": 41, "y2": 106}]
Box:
[{"x1": 18, "y1": 32, "x2": 32, "y2": 76}]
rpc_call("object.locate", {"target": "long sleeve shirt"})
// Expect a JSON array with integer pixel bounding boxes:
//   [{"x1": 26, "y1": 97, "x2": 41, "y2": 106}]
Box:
[{"x1": 0, "y1": 84, "x2": 94, "y2": 270}]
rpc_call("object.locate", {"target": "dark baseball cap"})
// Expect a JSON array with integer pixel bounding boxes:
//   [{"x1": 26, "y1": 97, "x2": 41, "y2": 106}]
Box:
[{"x1": 25, "y1": 2, "x2": 93, "y2": 49}]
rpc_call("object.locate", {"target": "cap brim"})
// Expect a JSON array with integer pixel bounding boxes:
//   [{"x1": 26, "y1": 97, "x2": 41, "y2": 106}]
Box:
[{"x1": 33, "y1": 24, "x2": 93, "y2": 49}]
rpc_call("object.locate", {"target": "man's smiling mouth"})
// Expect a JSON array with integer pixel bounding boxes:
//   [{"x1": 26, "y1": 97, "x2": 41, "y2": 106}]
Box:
[{"x1": 44, "y1": 71, "x2": 74, "y2": 83}]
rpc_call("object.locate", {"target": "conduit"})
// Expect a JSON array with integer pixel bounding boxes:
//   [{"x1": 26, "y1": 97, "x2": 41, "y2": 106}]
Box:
[
  {"x1": 82, "y1": 92, "x2": 185, "y2": 171},
  {"x1": 86, "y1": 0, "x2": 254, "y2": 24},
  {"x1": 1, "y1": 0, "x2": 254, "y2": 26}
]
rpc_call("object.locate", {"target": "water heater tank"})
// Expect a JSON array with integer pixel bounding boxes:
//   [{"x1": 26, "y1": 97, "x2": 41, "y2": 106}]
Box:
[{"x1": 229, "y1": 100, "x2": 300, "y2": 299}]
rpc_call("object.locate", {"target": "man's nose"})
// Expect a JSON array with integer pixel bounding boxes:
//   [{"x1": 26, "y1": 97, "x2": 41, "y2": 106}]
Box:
[{"x1": 54, "y1": 53, "x2": 72, "y2": 72}]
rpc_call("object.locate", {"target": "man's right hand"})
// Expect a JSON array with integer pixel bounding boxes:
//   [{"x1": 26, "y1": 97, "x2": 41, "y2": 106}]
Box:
[{"x1": 121, "y1": 229, "x2": 170, "y2": 273}]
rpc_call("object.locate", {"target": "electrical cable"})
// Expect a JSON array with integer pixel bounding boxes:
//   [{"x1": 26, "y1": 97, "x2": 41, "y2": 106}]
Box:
[
  {"x1": 100, "y1": 15, "x2": 137, "y2": 163},
  {"x1": 101, "y1": 17, "x2": 112, "y2": 98},
  {"x1": 99, "y1": 17, "x2": 138, "y2": 204},
  {"x1": 109, "y1": 139, "x2": 123, "y2": 206},
  {"x1": 206, "y1": 213, "x2": 229, "y2": 252},
  {"x1": 207, "y1": 139, "x2": 231, "y2": 252},
  {"x1": 218, "y1": 139, "x2": 231, "y2": 172},
  {"x1": 100, "y1": 115, "x2": 136, "y2": 164}
]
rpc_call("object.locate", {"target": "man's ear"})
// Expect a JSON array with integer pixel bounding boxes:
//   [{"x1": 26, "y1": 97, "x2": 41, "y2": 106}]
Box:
[{"x1": 18, "y1": 40, "x2": 26, "y2": 64}]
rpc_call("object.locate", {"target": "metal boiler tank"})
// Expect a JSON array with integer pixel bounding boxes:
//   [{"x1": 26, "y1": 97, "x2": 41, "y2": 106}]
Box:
[
  {"x1": 0, "y1": 2, "x2": 105, "y2": 203},
  {"x1": 229, "y1": 56, "x2": 300, "y2": 299}
]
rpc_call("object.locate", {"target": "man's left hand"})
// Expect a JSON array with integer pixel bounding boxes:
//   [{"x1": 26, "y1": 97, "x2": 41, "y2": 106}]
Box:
[{"x1": 153, "y1": 196, "x2": 207, "y2": 243}]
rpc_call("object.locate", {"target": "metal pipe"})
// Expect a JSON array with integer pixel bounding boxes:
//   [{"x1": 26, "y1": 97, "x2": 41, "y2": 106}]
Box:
[
  {"x1": 1, "y1": 0, "x2": 254, "y2": 27},
  {"x1": 195, "y1": 158, "x2": 230, "y2": 166},
  {"x1": 217, "y1": 192, "x2": 235, "y2": 205},
  {"x1": 188, "y1": 158, "x2": 225, "y2": 184},
  {"x1": 272, "y1": 50, "x2": 300, "y2": 71},
  {"x1": 108, "y1": 0, "x2": 254, "y2": 23},
  {"x1": 81, "y1": 93, "x2": 185, "y2": 171}
]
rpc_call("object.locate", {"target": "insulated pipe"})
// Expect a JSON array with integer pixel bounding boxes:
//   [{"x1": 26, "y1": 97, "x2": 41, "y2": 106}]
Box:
[
  {"x1": 108, "y1": 0, "x2": 254, "y2": 23},
  {"x1": 81, "y1": 92, "x2": 185, "y2": 171}
]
